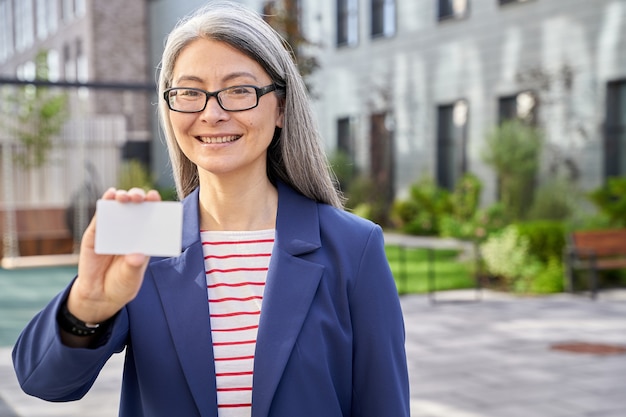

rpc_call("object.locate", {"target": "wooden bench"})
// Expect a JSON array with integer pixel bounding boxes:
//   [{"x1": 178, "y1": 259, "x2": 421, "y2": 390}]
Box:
[
  {"x1": 0, "y1": 207, "x2": 74, "y2": 258},
  {"x1": 564, "y1": 228, "x2": 626, "y2": 299}
]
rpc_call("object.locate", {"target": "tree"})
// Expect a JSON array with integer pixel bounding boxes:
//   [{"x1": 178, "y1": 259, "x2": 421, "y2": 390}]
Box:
[
  {"x1": 262, "y1": 0, "x2": 320, "y2": 92},
  {"x1": 2, "y1": 51, "x2": 68, "y2": 169},
  {"x1": 482, "y1": 119, "x2": 543, "y2": 221}
]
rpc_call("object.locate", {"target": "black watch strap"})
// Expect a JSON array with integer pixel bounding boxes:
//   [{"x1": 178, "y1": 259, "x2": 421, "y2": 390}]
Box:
[{"x1": 57, "y1": 300, "x2": 107, "y2": 337}]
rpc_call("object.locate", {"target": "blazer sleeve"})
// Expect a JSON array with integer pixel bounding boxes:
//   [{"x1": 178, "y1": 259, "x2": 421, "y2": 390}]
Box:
[
  {"x1": 349, "y1": 225, "x2": 411, "y2": 417},
  {"x1": 12, "y1": 285, "x2": 128, "y2": 402}
]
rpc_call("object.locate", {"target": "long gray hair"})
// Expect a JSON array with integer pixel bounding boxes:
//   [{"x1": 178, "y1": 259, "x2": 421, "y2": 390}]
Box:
[{"x1": 158, "y1": 0, "x2": 343, "y2": 208}]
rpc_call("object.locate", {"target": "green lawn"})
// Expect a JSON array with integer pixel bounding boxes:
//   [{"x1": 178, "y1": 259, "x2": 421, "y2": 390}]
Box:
[{"x1": 385, "y1": 246, "x2": 476, "y2": 294}]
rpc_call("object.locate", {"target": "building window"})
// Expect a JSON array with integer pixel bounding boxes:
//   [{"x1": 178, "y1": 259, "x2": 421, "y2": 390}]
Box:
[
  {"x1": 438, "y1": 0, "x2": 469, "y2": 21},
  {"x1": 436, "y1": 100, "x2": 468, "y2": 190},
  {"x1": 47, "y1": 49, "x2": 60, "y2": 82},
  {"x1": 371, "y1": 0, "x2": 396, "y2": 38},
  {"x1": 337, "y1": 0, "x2": 358, "y2": 47},
  {"x1": 36, "y1": 0, "x2": 48, "y2": 40},
  {"x1": 0, "y1": 0, "x2": 14, "y2": 63},
  {"x1": 370, "y1": 112, "x2": 395, "y2": 211},
  {"x1": 62, "y1": 0, "x2": 74, "y2": 22},
  {"x1": 75, "y1": 0, "x2": 86, "y2": 17},
  {"x1": 15, "y1": 0, "x2": 34, "y2": 52},
  {"x1": 499, "y1": 0, "x2": 531, "y2": 5},
  {"x1": 498, "y1": 91, "x2": 537, "y2": 124},
  {"x1": 605, "y1": 80, "x2": 626, "y2": 178},
  {"x1": 336, "y1": 117, "x2": 357, "y2": 189},
  {"x1": 337, "y1": 117, "x2": 355, "y2": 159},
  {"x1": 47, "y1": 0, "x2": 58, "y2": 34}
]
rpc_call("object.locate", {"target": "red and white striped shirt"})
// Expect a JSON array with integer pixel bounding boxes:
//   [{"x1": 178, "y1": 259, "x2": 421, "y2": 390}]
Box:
[{"x1": 201, "y1": 229, "x2": 275, "y2": 417}]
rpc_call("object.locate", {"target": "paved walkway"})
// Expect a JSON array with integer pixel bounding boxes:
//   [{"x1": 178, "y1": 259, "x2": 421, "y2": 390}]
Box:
[{"x1": 1, "y1": 289, "x2": 625, "y2": 416}]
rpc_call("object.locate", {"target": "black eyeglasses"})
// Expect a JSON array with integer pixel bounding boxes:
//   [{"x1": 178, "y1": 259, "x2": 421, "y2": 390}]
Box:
[{"x1": 163, "y1": 84, "x2": 278, "y2": 113}]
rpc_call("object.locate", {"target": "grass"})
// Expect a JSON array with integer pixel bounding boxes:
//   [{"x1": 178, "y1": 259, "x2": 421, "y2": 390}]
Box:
[{"x1": 385, "y1": 245, "x2": 476, "y2": 294}]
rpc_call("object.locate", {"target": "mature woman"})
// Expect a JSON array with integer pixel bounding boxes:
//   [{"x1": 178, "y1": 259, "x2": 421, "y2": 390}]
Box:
[{"x1": 13, "y1": 2, "x2": 410, "y2": 416}]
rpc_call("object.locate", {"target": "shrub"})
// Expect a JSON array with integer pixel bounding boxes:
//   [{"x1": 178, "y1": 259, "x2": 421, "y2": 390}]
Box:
[
  {"x1": 479, "y1": 224, "x2": 542, "y2": 291},
  {"x1": 529, "y1": 257, "x2": 564, "y2": 294},
  {"x1": 482, "y1": 119, "x2": 543, "y2": 221},
  {"x1": 515, "y1": 220, "x2": 566, "y2": 264},
  {"x1": 588, "y1": 176, "x2": 626, "y2": 227}
]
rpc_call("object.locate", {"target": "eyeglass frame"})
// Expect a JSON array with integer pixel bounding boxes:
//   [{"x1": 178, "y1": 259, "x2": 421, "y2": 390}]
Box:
[{"x1": 163, "y1": 84, "x2": 279, "y2": 113}]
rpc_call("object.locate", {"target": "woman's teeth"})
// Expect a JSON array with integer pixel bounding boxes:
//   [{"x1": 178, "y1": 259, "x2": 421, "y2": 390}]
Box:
[{"x1": 198, "y1": 135, "x2": 239, "y2": 144}]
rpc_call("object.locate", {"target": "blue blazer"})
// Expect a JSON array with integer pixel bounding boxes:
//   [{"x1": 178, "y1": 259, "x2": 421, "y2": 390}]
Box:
[{"x1": 13, "y1": 182, "x2": 410, "y2": 417}]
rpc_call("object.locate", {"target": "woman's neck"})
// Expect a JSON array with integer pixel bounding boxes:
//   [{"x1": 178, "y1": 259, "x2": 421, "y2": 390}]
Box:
[{"x1": 198, "y1": 175, "x2": 278, "y2": 232}]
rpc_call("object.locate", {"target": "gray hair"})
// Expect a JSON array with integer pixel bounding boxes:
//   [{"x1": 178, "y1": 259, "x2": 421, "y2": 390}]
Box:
[{"x1": 158, "y1": 0, "x2": 343, "y2": 208}]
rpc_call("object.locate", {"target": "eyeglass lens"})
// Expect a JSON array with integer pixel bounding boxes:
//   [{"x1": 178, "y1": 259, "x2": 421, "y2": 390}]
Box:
[{"x1": 167, "y1": 86, "x2": 259, "y2": 112}]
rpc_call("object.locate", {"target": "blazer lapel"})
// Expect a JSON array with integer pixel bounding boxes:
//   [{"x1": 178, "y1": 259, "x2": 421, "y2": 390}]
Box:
[
  {"x1": 251, "y1": 182, "x2": 324, "y2": 417},
  {"x1": 152, "y1": 189, "x2": 218, "y2": 416}
]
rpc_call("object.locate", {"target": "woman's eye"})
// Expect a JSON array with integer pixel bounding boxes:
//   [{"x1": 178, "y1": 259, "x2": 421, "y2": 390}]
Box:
[
  {"x1": 179, "y1": 89, "x2": 201, "y2": 97},
  {"x1": 228, "y1": 86, "x2": 253, "y2": 95}
]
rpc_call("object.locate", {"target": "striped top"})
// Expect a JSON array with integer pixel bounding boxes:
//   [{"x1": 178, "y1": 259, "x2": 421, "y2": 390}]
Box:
[{"x1": 201, "y1": 229, "x2": 275, "y2": 417}]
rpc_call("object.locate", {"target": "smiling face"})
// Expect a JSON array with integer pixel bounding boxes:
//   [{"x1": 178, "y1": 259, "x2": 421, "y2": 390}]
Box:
[{"x1": 168, "y1": 38, "x2": 284, "y2": 182}]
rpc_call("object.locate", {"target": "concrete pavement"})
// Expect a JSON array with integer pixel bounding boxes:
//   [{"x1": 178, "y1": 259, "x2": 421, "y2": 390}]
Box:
[{"x1": 1, "y1": 289, "x2": 625, "y2": 416}]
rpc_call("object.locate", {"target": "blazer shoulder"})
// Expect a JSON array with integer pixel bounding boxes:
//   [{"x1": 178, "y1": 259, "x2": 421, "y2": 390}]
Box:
[{"x1": 317, "y1": 203, "x2": 382, "y2": 240}]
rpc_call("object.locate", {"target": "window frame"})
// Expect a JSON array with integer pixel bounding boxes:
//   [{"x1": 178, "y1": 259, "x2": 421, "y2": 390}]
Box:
[
  {"x1": 371, "y1": 0, "x2": 396, "y2": 39},
  {"x1": 337, "y1": 0, "x2": 359, "y2": 47},
  {"x1": 437, "y1": 0, "x2": 470, "y2": 22},
  {"x1": 436, "y1": 100, "x2": 469, "y2": 191}
]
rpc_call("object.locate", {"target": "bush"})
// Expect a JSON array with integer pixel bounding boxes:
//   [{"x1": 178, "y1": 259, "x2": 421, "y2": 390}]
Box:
[
  {"x1": 480, "y1": 225, "x2": 542, "y2": 291},
  {"x1": 529, "y1": 257, "x2": 564, "y2": 294},
  {"x1": 516, "y1": 220, "x2": 566, "y2": 264},
  {"x1": 392, "y1": 174, "x2": 485, "y2": 237},
  {"x1": 482, "y1": 119, "x2": 543, "y2": 221},
  {"x1": 588, "y1": 176, "x2": 626, "y2": 227}
]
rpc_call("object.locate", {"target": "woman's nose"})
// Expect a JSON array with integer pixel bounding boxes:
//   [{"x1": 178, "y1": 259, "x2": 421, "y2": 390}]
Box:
[{"x1": 199, "y1": 96, "x2": 229, "y2": 122}]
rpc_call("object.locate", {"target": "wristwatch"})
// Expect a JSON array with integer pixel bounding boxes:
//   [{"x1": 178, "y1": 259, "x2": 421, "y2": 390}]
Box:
[{"x1": 57, "y1": 300, "x2": 108, "y2": 337}]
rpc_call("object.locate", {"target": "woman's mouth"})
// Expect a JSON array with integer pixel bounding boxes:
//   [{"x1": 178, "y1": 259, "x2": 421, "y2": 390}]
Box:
[{"x1": 196, "y1": 135, "x2": 241, "y2": 144}]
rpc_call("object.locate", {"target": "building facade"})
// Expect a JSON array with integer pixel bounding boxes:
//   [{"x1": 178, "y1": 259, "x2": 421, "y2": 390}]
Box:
[
  {"x1": 0, "y1": 0, "x2": 152, "y2": 177},
  {"x1": 300, "y1": 0, "x2": 626, "y2": 204}
]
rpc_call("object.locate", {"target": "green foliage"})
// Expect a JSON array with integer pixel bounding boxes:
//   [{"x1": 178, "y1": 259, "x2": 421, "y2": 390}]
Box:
[
  {"x1": 528, "y1": 178, "x2": 576, "y2": 221},
  {"x1": 588, "y1": 176, "x2": 626, "y2": 227},
  {"x1": 482, "y1": 119, "x2": 543, "y2": 221},
  {"x1": 4, "y1": 51, "x2": 68, "y2": 169},
  {"x1": 529, "y1": 257, "x2": 564, "y2": 294},
  {"x1": 391, "y1": 176, "x2": 452, "y2": 236},
  {"x1": 385, "y1": 246, "x2": 475, "y2": 294},
  {"x1": 117, "y1": 160, "x2": 155, "y2": 191},
  {"x1": 515, "y1": 220, "x2": 566, "y2": 264},
  {"x1": 480, "y1": 225, "x2": 541, "y2": 290},
  {"x1": 392, "y1": 173, "x2": 502, "y2": 240},
  {"x1": 450, "y1": 173, "x2": 482, "y2": 222},
  {"x1": 480, "y1": 223, "x2": 567, "y2": 294}
]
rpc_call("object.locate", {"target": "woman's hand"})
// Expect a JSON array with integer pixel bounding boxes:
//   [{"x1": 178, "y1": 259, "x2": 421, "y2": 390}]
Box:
[{"x1": 65, "y1": 187, "x2": 162, "y2": 333}]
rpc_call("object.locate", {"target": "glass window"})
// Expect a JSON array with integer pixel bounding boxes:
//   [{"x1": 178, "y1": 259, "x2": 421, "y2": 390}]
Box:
[
  {"x1": 605, "y1": 80, "x2": 626, "y2": 178},
  {"x1": 36, "y1": 0, "x2": 48, "y2": 39},
  {"x1": 499, "y1": 0, "x2": 531, "y2": 5},
  {"x1": 62, "y1": 0, "x2": 74, "y2": 22},
  {"x1": 436, "y1": 100, "x2": 468, "y2": 190},
  {"x1": 498, "y1": 91, "x2": 537, "y2": 124},
  {"x1": 76, "y1": 38, "x2": 88, "y2": 82},
  {"x1": 371, "y1": 0, "x2": 396, "y2": 38},
  {"x1": 47, "y1": 0, "x2": 58, "y2": 34},
  {"x1": 438, "y1": 0, "x2": 469, "y2": 21},
  {"x1": 15, "y1": 0, "x2": 35, "y2": 52},
  {"x1": 47, "y1": 49, "x2": 60, "y2": 82},
  {"x1": 0, "y1": 0, "x2": 14, "y2": 63},
  {"x1": 337, "y1": 0, "x2": 358, "y2": 46},
  {"x1": 75, "y1": 0, "x2": 86, "y2": 17}
]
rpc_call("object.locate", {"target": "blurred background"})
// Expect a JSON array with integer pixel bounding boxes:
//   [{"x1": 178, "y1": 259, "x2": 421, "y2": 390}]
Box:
[
  {"x1": 1, "y1": 1, "x2": 626, "y2": 416},
  {"x1": 1, "y1": 0, "x2": 626, "y2": 270}
]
